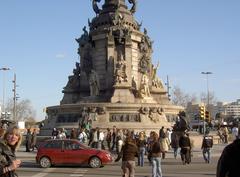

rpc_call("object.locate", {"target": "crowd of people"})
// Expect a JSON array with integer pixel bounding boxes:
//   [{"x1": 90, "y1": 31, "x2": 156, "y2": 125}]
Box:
[
  {"x1": 48, "y1": 125, "x2": 201, "y2": 177},
  {"x1": 0, "y1": 122, "x2": 239, "y2": 177}
]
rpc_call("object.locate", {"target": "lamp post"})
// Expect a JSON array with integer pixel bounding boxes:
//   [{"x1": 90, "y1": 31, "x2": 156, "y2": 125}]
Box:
[
  {"x1": 0, "y1": 67, "x2": 10, "y2": 119},
  {"x1": 12, "y1": 73, "x2": 19, "y2": 121},
  {"x1": 201, "y1": 71, "x2": 213, "y2": 134}
]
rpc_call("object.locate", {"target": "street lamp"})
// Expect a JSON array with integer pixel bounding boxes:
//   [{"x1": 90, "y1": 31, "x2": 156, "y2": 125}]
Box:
[
  {"x1": 0, "y1": 67, "x2": 11, "y2": 119},
  {"x1": 201, "y1": 71, "x2": 213, "y2": 134}
]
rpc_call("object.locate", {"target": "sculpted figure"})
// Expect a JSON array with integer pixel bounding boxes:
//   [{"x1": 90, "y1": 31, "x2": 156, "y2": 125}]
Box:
[
  {"x1": 128, "y1": 0, "x2": 137, "y2": 14},
  {"x1": 76, "y1": 26, "x2": 89, "y2": 46},
  {"x1": 115, "y1": 60, "x2": 127, "y2": 83},
  {"x1": 92, "y1": 0, "x2": 101, "y2": 15},
  {"x1": 151, "y1": 62, "x2": 163, "y2": 88},
  {"x1": 143, "y1": 28, "x2": 152, "y2": 48},
  {"x1": 139, "y1": 74, "x2": 151, "y2": 98},
  {"x1": 64, "y1": 62, "x2": 80, "y2": 91},
  {"x1": 89, "y1": 69, "x2": 100, "y2": 96}
]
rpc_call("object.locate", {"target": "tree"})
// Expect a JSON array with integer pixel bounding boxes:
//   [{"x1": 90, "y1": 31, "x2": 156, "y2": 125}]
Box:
[
  {"x1": 200, "y1": 91, "x2": 217, "y2": 105},
  {"x1": 5, "y1": 99, "x2": 36, "y2": 122},
  {"x1": 171, "y1": 86, "x2": 197, "y2": 108}
]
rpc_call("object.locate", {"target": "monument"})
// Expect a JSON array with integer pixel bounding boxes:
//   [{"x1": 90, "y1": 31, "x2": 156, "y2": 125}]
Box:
[{"x1": 41, "y1": 0, "x2": 183, "y2": 135}]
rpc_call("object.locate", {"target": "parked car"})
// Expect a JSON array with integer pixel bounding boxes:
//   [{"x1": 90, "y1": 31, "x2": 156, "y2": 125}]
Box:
[{"x1": 36, "y1": 139, "x2": 112, "y2": 168}]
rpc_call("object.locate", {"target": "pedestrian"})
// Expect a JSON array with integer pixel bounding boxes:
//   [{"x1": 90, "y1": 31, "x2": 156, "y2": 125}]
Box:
[
  {"x1": 179, "y1": 132, "x2": 191, "y2": 165},
  {"x1": 115, "y1": 134, "x2": 139, "y2": 177},
  {"x1": 166, "y1": 128, "x2": 172, "y2": 144},
  {"x1": 159, "y1": 133, "x2": 170, "y2": 159},
  {"x1": 159, "y1": 126, "x2": 165, "y2": 139},
  {"x1": 149, "y1": 131, "x2": 162, "y2": 177},
  {"x1": 70, "y1": 128, "x2": 77, "y2": 139},
  {"x1": 31, "y1": 129, "x2": 37, "y2": 151},
  {"x1": 217, "y1": 130, "x2": 240, "y2": 177},
  {"x1": 0, "y1": 125, "x2": 22, "y2": 177},
  {"x1": 231, "y1": 125, "x2": 238, "y2": 140},
  {"x1": 171, "y1": 131, "x2": 179, "y2": 159},
  {"x1": 111, "y1": 126, "x2": 117, "y2": 151},
  {"x1": 116, "y1": 129, "x2": 124, "y2": 154},
  {"x1": 91, "y1": 128, "x2": 99, "y2": 148},
  {"x1": 57, "y1": 128, "x2": 66, "y2": 139},
  {"x1": 106, "y1": 128, "x2": 112, "y2": 150},
  {"x1": 78, "y1": 128, "x2": 88, "y2": 144},
  {"x1": 98, "y1": 129, "x2": 105, "y2": 149},
  {"x1": 136, "y1": 131, "x2": 147, "y2": 167},
  {"x1": 25, "y1": 128, "x2": 32, "y2": 152},
  {"x1": 201, "y1": 132, "x2": 213, "y2": 163},
  {"x1": 51, "y1": 128, "x2": 58, "y2": 139},
  {"x1": 222, "y1": 126, "x2": 229, "y2": 144}
]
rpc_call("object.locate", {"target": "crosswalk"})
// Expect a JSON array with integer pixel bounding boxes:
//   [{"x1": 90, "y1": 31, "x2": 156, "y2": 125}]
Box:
[{"x1": 19, "y1": 168, "x2": 88, "y2": 177}]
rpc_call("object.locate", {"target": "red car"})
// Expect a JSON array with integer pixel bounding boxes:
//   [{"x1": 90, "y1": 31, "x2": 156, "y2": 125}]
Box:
[{"x1": 36, "y1": 139, "x2": 112, "y2": 168}]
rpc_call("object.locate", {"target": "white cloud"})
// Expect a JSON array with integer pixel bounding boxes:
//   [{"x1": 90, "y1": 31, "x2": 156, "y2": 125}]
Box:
[{"x1": 55, "y1": 53, "x2": 65, "y2": 59}]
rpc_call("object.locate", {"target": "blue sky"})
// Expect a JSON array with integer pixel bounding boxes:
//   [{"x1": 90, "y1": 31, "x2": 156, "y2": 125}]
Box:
[{"x1": 0, "y1": 0, "x2": 240, "y2": 121}]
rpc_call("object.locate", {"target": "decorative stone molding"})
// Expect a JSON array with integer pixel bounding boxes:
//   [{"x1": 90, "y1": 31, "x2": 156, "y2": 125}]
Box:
[
  {"x1": 140, "y1": 107, "x2": 150, "y2": 115},
  {"x1": 97, "y1": 107, "x2": 106, "y2": 115}
]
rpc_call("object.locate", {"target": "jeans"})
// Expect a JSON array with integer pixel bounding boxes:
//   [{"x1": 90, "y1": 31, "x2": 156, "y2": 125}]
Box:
[
  {"x1": 151, "y1": 157, "x2": 162, "y2": 177},
  {"x1": 202, "y1": 148, "x2": 211, "y2": 163},
  {"x1": 138, "y1": 147, "x2": 145, "y2": 166},
  {"x1": 173, "y1": 147, "x2": 178, "y2": 158}
]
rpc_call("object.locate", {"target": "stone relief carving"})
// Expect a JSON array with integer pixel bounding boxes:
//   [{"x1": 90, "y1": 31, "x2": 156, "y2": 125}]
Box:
[
  {"x1": 140, "y1": 107, "x2": 150, "y2": 115},
  {"x1": 157, "y1": 107, "x2": 164, "y2": 115},
  {"x1": 139, "y1": 74, "x2": 151, "y2": 98},
  {"x1": 90, "y1": 107, "x2": 97, "y2": 113},
  {"x1": 150, "y1": 107, "x2": 157, "y2": 113},
  {"x1": 89, "y1": 69, "x2": 100, "y2": 96},
  {"x1": 97, "y1": 107, "x2": 106, "y2": 115},
  {"x1": 110, "y1": 113, "x2": 140, "y2": 122}
]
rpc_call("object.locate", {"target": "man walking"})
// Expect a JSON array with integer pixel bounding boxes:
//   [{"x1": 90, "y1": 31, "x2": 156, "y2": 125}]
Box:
[
  {"x1": 179, "y1": 132, "x2": 191, "y2": 165},
  {"x1": 201, "y1": 132, "x2": 213, "y2": 163}
]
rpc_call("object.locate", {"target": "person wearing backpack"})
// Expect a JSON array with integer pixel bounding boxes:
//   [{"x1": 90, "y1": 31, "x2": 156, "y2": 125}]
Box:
[{"x1": 201, "y1": 132, "x2": 213, "y2": 163}]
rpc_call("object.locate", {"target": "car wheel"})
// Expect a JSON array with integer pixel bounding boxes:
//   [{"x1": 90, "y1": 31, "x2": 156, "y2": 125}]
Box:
[
  {"x1": 40, "y1": 157, "x2": 51, "y2": 168},
  {"x1": 89, "y1": 157, "x2": 101, "y2": 168}
]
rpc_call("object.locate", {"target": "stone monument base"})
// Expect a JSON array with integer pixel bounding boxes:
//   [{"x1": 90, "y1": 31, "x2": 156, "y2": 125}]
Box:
[{"x1": 40, "y1": 102, "x2": 183, "y2": 136}]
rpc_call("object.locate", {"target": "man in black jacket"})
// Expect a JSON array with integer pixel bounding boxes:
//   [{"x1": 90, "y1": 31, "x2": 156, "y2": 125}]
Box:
[
  {"x1": 217, "y1": 130, "x2": 240, "y2": 177},
  {"x1": 179, "y1": 132, "x2": 191, "y2": 165}
]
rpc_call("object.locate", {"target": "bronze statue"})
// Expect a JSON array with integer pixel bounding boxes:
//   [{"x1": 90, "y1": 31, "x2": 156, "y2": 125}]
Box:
[
  {"x1": 128, "y1": 0, "x2": 137, "y2": 14},
  {"x1": 92, "y1": 0, "x2": 101, "y2": 15}
]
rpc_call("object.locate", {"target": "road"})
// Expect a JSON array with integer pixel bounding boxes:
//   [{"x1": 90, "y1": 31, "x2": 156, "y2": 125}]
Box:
[{"x1": 16, "y1": 144, "x2": 225, "y2": 177}]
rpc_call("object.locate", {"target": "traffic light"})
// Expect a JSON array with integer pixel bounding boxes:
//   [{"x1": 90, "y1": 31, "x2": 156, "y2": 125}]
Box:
[
  {"x1": 199, "y1": 105, "x2": 205, "y2": 120},
  {"x1": 205, "y1": 111, "x2": 210, "y2": 123}
]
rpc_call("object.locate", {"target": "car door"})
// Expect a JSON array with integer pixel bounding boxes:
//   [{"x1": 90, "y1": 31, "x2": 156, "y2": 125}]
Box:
[
  {"x1": 44, "y1": 140, "x2": 63, "y2": 164},
  {"x1": 62, "y1": 140, "x2": 85, "y2": 164}
]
